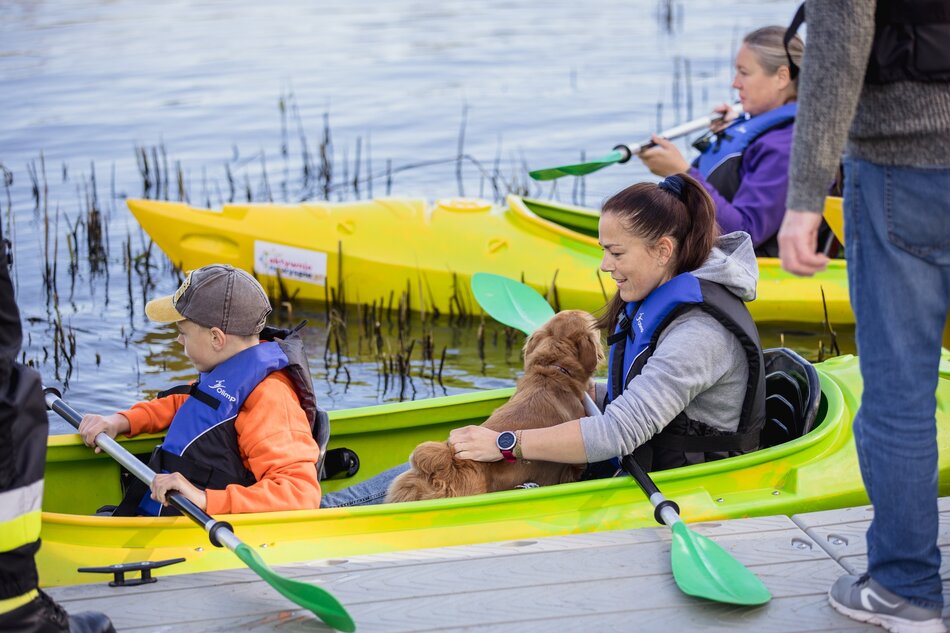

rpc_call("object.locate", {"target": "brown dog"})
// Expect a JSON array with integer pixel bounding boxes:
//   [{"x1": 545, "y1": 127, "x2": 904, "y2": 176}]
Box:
[{"x1": 385, "y1": 309, "x2": 604, "y2": 502}]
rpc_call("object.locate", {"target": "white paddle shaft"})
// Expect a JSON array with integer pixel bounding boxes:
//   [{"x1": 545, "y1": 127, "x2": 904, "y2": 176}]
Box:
[{"x1": 626, "y1": 103, "x2": 744, "y2": 154}]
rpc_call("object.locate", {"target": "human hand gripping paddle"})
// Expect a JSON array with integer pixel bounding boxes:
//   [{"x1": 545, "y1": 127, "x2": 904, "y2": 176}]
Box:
[
  {"x1": 43, "y1": 388, "x2": 357, "y2": 632},
  {"x1": 528, "y1": 103, "x2": 743, "y2": 181},
  {"x1": 470, "y1": 272, "x2": 771, "y2": 606}
]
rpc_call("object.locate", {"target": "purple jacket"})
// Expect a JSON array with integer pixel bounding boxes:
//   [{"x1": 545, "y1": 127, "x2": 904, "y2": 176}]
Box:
[{"x1": 688, "y1": 123, "x2": 794, "y2": 249}]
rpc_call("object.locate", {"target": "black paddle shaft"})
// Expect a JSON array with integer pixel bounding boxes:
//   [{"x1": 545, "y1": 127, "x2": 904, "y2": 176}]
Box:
[
  {"x1": 621, "y1": 454, "x2": 681, "y2": 526},
  {"x1": 44, "y1": 388, "x2": 234, "y2": 547}
]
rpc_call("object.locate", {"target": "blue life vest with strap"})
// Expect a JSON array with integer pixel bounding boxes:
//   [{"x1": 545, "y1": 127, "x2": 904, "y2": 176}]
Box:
[
  {"x1": 606, "y1": 274, "x2": 704, "y2": 402},
  {"x1": 587, "y1": 274, "x2": 765, "y2": 476},
  {"x1": 691, "y1": 103, "x2": 796, "y2": 257},
  {"x1": 114, "y1": 328, "x2": 326, "y2": 517},
  {"x1": 693, "y1": 103, "x2": 797, "y2": 201}
]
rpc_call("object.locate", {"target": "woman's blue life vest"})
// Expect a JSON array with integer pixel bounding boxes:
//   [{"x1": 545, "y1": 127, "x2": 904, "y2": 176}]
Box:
[
  {"x1": 588, "y1": 273, "x2": 765, "y2": 476},
  {"x1": 693, "y1": 103, "x2": 797, "y2": 203},
  {"x1": 115, "y1": 329, "x2": 328, "y2": 517},
  {"x1": 691, "y1": 103, "x2": 796, "y2": 257}
]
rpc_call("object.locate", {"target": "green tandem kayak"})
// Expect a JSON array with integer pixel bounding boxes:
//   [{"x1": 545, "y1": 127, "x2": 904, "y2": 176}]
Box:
[{"x1": 36, "y1": 350, "x2": 950, "y2": 587}]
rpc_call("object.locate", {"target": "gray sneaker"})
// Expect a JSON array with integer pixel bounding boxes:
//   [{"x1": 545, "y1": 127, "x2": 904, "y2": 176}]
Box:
[{"x1": 828, "y1": 574, "x2": 947, "y2": 633}]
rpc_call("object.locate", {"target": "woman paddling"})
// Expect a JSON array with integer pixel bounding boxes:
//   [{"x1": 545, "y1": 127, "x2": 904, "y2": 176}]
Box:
[
  {"x1": 449, "y1": 174, "x2": 765, "y2": 475},
  {"x1": 638, "y1": 26, "x2": 804, "y2": 257},
  {"x1": 320, "y1": 175, "x2": 765, "y2": 508}
]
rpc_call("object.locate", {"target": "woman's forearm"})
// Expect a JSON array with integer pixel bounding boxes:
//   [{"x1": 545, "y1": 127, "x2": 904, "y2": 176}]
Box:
[
  {"x1": 520, "y1": 419, "x2": 588, "y2": 463},
  {"x1": 449, "y1": 419, "x2": 589, "y2": 464}
]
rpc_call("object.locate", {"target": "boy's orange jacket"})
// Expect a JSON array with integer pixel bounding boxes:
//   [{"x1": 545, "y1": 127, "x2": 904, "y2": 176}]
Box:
[{"x1": 120, "y1": 371, "x2": 321, "y2": 514}]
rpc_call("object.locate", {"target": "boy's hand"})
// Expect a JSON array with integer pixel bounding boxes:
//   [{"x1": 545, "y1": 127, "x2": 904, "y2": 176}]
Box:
[
  {"x1": 150, "y1": 472, "x2": 207, "y2": 511},
  {"x1": 78, "y1": 413, "x2": 131, "y2": 453}
]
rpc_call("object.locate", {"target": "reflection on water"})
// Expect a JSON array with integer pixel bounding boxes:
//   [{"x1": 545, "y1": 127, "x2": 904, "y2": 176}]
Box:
[
  {"x1": 46, "y1": 298, "x2": 854, "y2": 434},
  {"x1": 0, "y1": 0, "x2": 833, "y2": 433}
]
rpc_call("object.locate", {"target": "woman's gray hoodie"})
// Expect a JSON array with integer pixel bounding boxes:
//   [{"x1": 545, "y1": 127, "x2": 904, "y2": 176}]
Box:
[{"x1": 581, "y1": 231, "x2": 759, "y2": 462}]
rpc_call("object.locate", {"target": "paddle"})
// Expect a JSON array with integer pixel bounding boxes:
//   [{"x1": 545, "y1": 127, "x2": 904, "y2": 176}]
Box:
[
  {"x1": 470, "y1": 272, "x2": 771, "y2": 606},
  {"x1": 43, "y1": 388, "x2": 357, "y2": 633},
  {"x1": 619, "y1": 454, "x2": 772, "y2": 605},
  {"x1": 528, "y1": 104, "x2": 743, "y2": 181},
  {"x1": 470, "y1": 272, "x2": 555, "y2": 334}
]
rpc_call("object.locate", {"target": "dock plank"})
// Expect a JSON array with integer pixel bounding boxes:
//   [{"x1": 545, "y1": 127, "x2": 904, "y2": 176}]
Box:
[{"x1": 45, "y1": 504, "x2": 950, "y2": 632}]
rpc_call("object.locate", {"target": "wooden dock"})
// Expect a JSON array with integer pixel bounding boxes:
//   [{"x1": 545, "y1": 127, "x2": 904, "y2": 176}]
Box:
[{"x1": 46, "y1": 499, "x2": 950, "y2": 632}]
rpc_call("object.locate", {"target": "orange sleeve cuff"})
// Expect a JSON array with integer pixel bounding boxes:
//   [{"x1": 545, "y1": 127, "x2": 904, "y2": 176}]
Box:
[
  {"x1": 119, "y1": 394, "x2": 187, "y2": 436},
  {"x1": 205, "y1": 489, "x2": 230, "y2": 515}
]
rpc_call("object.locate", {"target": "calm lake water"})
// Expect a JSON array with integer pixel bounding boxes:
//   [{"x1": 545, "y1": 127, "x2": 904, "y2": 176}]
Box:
[{"x1": 0, "y1": 0, "x2": 851, "y2": 433}]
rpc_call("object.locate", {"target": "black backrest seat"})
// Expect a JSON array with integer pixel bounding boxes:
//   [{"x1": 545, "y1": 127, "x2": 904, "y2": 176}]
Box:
[
  {"x1": 760, "y1": 348, "x2": 822, "y2": 448},
  {"x1": 762, "y1": 393, "x2": 796, "y2": 447}
]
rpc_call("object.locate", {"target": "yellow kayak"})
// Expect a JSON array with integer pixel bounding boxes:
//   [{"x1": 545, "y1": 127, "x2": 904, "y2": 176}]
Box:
[{"x1": 127, "y1": 194, "x2": 851, "y2": 325}]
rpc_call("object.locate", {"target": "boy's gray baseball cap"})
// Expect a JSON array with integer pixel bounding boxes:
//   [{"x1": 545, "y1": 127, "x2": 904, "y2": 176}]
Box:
[{"x1": 145, "y1": 264, "x2": 271, "y2": 335}]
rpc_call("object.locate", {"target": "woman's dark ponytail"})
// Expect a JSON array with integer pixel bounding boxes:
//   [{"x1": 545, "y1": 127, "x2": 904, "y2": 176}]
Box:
[{"x1": 675, "y1": 174, "x2": 718, "y2": 273}]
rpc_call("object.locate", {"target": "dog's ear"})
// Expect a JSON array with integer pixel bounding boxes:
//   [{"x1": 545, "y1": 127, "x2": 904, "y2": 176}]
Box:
[
  {"x1": 522, "y1": 324, "x2": 547, "y2": 365},
  {"x1": 575, "y1": 313, "x2": 605, "y2": 374}
]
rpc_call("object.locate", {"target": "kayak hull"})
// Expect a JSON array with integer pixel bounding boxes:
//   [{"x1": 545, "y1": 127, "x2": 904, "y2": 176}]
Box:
[
  {"x1": 37, "y1": 353, "x2": 950, "y2": 587},
  {"x1": 126, "y1": 194, "x2": 852, "y2": 326}
]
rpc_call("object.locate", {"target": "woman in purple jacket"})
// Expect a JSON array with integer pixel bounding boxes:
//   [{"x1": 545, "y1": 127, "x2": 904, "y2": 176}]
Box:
[{"x1": 639, "y1": 26, "x2": 804, "y2": 256}]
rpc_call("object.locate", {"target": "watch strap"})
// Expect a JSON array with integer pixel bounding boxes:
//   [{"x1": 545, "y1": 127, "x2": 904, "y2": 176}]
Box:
[
  {"x1": 513, "y1": 430, "x2": 528, "y2": 462},
  {"x1": 497, "y1": 431, "x2": 517, "y2": 463}
]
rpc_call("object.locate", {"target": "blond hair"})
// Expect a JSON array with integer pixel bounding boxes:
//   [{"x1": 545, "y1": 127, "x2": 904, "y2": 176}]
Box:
[{"x1": 744, "y1": 25, "x2": 804, "y2": 93}]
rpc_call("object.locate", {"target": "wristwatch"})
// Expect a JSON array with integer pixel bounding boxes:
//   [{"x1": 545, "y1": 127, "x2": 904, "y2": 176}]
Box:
[{"x1": 496, "y1": 431, "x2": 517, "y2": 463}]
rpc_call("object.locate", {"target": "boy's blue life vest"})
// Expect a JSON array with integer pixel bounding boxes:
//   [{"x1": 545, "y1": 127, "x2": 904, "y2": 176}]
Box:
[
  {"x1": 693, "y1": 102, "x2": 797, "y2": 203},
  {"x1": 114, "y1": 329, "x2": 327, "y2": 517},
  {"x1": 588, "y1": 274, "x2": 765, "y2": 476}
]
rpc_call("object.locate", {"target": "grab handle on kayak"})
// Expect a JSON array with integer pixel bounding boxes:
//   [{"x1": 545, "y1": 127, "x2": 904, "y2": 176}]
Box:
[{"x1": 77, "y1": 557, "x2": 186, "y2": 587}]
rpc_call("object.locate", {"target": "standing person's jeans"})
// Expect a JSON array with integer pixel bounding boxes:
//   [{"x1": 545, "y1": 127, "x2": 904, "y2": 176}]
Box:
[
  {"x1": 844, "y1": 157, "x2": 950, "y2": 610},
  {"x1": 320, "y1": 463, "x2": 409, "y2": 508}
]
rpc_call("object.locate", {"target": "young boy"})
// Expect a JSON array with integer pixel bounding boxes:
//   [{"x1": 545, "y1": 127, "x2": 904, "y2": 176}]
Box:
[{"x1": 78, "y1": 264, "x2": 322, "y2": 515}]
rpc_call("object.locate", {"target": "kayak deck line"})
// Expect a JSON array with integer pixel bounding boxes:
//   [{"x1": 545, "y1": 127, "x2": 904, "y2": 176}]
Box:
[
  {"x1": 126, "y1": 194, "x2": 853, "y2": 326},
  {"x1": 43, "y1": 499, "x2": 950, "y2": 632}
]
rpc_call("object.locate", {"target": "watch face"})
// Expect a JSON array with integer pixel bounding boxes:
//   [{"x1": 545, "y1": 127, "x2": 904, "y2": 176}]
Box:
[{"x1": 496, "y1": 431, "x2": 517, "y2": 451}]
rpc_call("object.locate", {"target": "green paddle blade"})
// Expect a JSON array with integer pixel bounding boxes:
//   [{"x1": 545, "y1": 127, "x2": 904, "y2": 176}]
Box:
[
  {"x1": 235, "y1": 544, "x2": 356, "y2": 632},
  {"x1": 471, "y1": 272, "x2": 555, "y2": 335},
  {"x1": 529, "y1": 149, "x2": 627, "y2": 181},
  {"x1": 670, "y1": 521, "x2": 771, "y2": 606}
]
